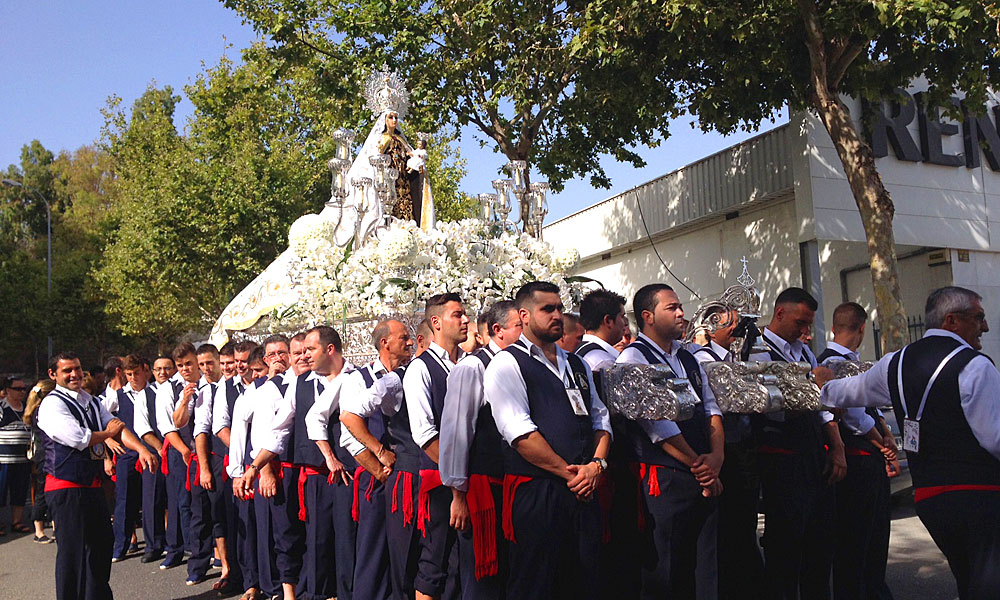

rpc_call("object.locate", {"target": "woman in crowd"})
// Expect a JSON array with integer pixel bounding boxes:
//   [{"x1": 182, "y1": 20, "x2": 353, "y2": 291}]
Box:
[
  {"x1": 21, "y1": 378, "x2": 55, "y2": 543},
  {"x1": 0, "y1": 377, "x2": 33, "y2": 535}
]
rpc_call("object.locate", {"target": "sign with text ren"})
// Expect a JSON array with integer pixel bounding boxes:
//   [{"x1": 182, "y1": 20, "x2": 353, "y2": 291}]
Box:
[{"x1": 863, "y1": 87, "x2": 1000, "y2": 171}]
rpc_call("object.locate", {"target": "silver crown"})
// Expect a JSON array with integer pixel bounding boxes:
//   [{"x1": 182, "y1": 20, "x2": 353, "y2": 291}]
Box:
[{"x1": 364, "y1": 65, "x2": 411, "y2": 120}]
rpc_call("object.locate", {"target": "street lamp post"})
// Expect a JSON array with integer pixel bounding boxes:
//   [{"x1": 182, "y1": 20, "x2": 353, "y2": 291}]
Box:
[{"x1": 2, "y1": 178, "x2": 52, "y2": 359}]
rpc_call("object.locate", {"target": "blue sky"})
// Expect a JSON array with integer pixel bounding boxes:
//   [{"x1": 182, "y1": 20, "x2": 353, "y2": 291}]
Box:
[{"x1": 1, "y1": 0, "x2": 783, "y2": 221}]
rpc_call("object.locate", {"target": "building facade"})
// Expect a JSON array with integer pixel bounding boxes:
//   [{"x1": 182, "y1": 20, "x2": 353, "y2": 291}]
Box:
[{"x1": 544, "y1": 84, "x2": 1000, "y2": 359}]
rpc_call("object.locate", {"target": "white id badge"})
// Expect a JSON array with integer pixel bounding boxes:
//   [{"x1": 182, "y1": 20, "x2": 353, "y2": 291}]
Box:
[
  {"x1": 903, "y1": 418, "x2": 920, "y2": 453},
  {"x1": 566, "y1": 388, "x2": 589, "y2": 416}
]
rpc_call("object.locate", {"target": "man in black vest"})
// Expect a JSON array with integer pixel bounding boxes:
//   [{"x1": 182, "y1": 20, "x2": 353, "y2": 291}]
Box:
[
  {"x1": 751, "y1": 287, "x2": 845, "y2": 600},
  {"x1": 37, "y1": 351, "x2": 158, "y2": 600},
  {"x1": 617, "y1": 283, "x2": 725, "y2": 599},
  {"x1": 155, "y1": 343, "x2": 202, "y2": 573},
  {"x1": 440, "y1": 300, "x2": 522, "y2": 599},
  {"x1": 692, "y1": 308, "x2": 765, "y2": 600},
  {"x1": 124, "y1": 353, "x2": 169, "y2": 564},
  {"x1": 820, "y1": 286, "x2": 1000, "y2": 599},
  {"x1": 403, "y1": 292, "x2": 470, "y2": 600},
  {"x1": 817, "y1": 302, "x2": 896, "y2": 600},
  {"x1": 340, "y1": 319, "x2": 415, "y2": 600},
  {"x1": 484, "y1": 281, "x2": 612, "y2": 600},
  {"x1": 301, "y1": 325, "x2": 360, "y2": 600},
  {"x1": 108, "y1": 355, "x2": 148, "y2": 562}
]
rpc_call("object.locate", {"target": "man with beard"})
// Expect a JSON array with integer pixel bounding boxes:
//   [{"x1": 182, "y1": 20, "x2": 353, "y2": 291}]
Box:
[{"x1": 484, "y1": 282, "x2": 611, "y2": 600}]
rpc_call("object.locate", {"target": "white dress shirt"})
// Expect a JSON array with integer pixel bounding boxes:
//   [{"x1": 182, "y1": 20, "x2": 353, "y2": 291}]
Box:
[
  {"x1": 303, "y1": 364, "x2": 357, "y2": 443},
  {"x1": 338, "y1": 361, "x2": 398, "y2": 457},
  {"x1": 227, "y1": 378, "x2": 282, "y2": 478},
  {"x1": 155, "y1": 373, "x2": 197, "y2": 449},
  {"x1": 37, "y1": 385, "x2": 114, "y2": 451},
  {"x1": 820, "y1": 329, "x2": 1000, "y2": 460},
  {"x1": 404, "y1": 342, "x2": 465, "y2": 449},
  {"x1": 192, "y1": 382, "x2": 215, "y2": 438},
  {"x1": 100, "y1": 385, "x2": 119, "y2": 414},
  {"x1": 752, "y1": 327, "x2": 833, "y2": 424},
  {"x1": 692, "y1": 340, "x2": 730, "y2": 363},
  {"x1": 440, "y1": 341, "x2": 500, "y2": 492},
  {"x1": 484, "y1": 334, "x2": 612, "y2": 446},
  {"x1": 819, "y1": 341, "x2": 876, "y2": 436},
  {"x1": 577, "y1": 334, "x2": 620, "y2": 371},
  {"x1": 253, "y1": 373, "x2": 300, "y2": 457},
  {"x1": 127, "y1": 383, "x2": 156, "y2": 439},
  {"x1": 616, "y1": 332, "x2": 721, "y2": 444}
]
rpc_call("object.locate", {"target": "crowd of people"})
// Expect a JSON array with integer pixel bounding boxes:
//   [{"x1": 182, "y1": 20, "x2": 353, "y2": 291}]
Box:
[{"x1": 16, "y1": 280, "x2": 1000, "y2": 600}]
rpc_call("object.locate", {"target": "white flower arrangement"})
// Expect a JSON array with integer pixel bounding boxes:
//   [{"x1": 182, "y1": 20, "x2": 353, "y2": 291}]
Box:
[
  {"x1": 285, "y1": 218, "x2": 585, "y2": 324},
  {"x1": 288, "y1": 214, "x2": 336, "y2": 257}
]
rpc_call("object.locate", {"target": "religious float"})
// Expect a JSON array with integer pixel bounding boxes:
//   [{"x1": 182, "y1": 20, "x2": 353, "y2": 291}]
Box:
[{"x1": 208, "y1": 67, "x2": 870, "y2": 415}]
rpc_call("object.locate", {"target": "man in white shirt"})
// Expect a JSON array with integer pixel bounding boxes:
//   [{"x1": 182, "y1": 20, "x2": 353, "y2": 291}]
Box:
[
  {"x1": 575, "y1": 289, "x2": 627, "y2": 371},
  {"x1": 557, "y1": 312, "x2": 585, "y2": 353},
  {"x1": 123, "y1": 354, "x2": 169, "y2": 564},
  {"x1": 98, "y1": 357, "x2": 126, "y2": 415},
  {"x1": 440, "y1": 300, "x2": 521, "y2": 599},
  {"x1": 339, "y1": 319, "x2": 414, "y2": 600},
  {"x1": 38, "y1": 351, "x2": 156, "y2": 600},
  {"x1": 156, "y1": 342, "x2": 202, "y2": 573},
  {"x1": 402, "y1": 293, "x2": 469, "y2": 600},
  {"x1": 617, "y1": 283, "x2": 724, "y2": 599},
  {"x1": 151, "y1": 356, "x2": 176, "y2": 389},
  {"x1": 751, "y1": 287, "x2": 845, "y2": 600},
  {"x1": 819, "y1": 287, "x2": 1000, "y2": 599},
  {"x1": 484, "y1": 281, "x2": 612, "y2": 600}
]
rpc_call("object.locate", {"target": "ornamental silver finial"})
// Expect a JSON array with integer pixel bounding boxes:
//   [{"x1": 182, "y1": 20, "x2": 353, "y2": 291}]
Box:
[
  {"x1": 737, "y1": 256, "x2": 755, "y2": 288},
  {"x1": 363, "y1": 65, "x2": 411, "y2": 120}
]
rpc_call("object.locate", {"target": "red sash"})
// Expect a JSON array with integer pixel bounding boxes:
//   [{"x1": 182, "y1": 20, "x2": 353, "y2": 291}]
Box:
[
  {"x1": 501, "y1": 474, "x2": 533, "y2": 543},
  {"x1": 111, "y1": 453, "x2": 117, "y2": 483},
  {"x1": 391, "y1": 471, "x2": 415, "y2": 527},
  {"x1": 223, "y1": 455, "x2": 230, "y2": 482},
  {"x1": 298, "y1": 465, "x2": 329, "y2": 521},
  {"x1": 417, "y1": 469, "x2": 444, "y2": 537},
  {"x1": 351, "y1": 466, "x2": 369, "y2": 523},
  {"x1": 45, "y1": 474, "x2": 101, "y2": 492},
  {"x1": 185, "y1": 454, "x2": 199, "y2": 491},
  {"x1": 844, "y1": 448, "x2": 872, "y2": 456},
  {"x1": 914, "y1": 484, "x2": 1000, "y2": 503},
  {"x1": 160, "y1": 442, "x2": 170, "y2": 475},
  {"x1": 467, "y1": 474, "x2": 503, "y2": 579}
]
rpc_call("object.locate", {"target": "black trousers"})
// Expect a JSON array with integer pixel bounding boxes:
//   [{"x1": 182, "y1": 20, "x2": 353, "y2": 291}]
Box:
[
  {"x1": 385, "y1": 469, "x2": 420, "y2": 600},
  {"x1": 140, "y1": 464, "x2": 166, "y2": 556},
  {"x1": 640, "y1": 466, "x2": 719, "y2": 600},
  {"x1": 600, "y1": 462, "x2": 642, "y2": 600},
  {"x1": 354, "y1": 470, "x2": 392, "y2": 600},
  {"x1": 254, "y1": 464, "x2": 304, "y2": 595},
  {"x1": 235, "y1": 490, "x2": 258, "y2": 591},
  {"x1": 916, "y1": 489, "x2": 1000, "y2": 600},
  {"x1": 833, "y1": 452, "x2": 893, "y2": 600},
  {"x1": 111, "y1": 453, "x2": 141, "y2": 558},
  {"x1": 758, "y1": 451, "x2": 835, "y2": 600},
  {"x1": 164, "y1": 447, "x2": 192, "y2": 563},
  {"x1": 415, "y1": 484, "x2": 460, "y2": 598},
  {"x1": 507, "y1": 477, "x2": 604, "y2": 600},
  {"x1": 47, "y1": 487, "x2": 114, "y2": 600},
  {"x1": 299, "y1": 471, "x2": 357, "y2": 600},
  {"x1": 188, "y1": 454, "x2": 224, "y2": 579},
  {"x1": 718, "y1": 440, "x2": 764, "y2": 600}
]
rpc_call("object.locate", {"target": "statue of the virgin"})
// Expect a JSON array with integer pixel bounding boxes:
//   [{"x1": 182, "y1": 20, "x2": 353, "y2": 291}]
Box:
[{"x1": 333, "y1": 67, "x2": 435, "y2": 246}]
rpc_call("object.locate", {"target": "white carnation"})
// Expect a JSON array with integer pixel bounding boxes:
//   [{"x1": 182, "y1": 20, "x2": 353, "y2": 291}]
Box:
[
  {"x1": 380, "y1": 227, "x2": 417, "y2": 266},
  {"x1": 288, "y1": 214, "x2": 335, "y2": 257}
]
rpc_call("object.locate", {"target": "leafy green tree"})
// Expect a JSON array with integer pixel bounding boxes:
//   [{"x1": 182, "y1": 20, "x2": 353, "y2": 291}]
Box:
[
  {"x1": 645, "y1": 0, "x2": 1000, "y2": 352},
  {"x1": 221, "y1": 0, "x2": 681, "y2": 212}
]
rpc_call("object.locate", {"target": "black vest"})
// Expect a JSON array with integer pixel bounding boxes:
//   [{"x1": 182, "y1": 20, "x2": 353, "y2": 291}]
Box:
[
  {"x1": 468, "y1": 348, "x2": 505, "y2": 477},
  {"x1": 753, "y1": 337, "x2": 824, "y2": 460},
  {"x1": 625, "y1": 339, "x2": 711, "y2": 469},
  {"x1": 504, "y1": 344, "x2": 595, "y2": 478},
  {"x1": 888, "y1": 336, "x2": 1000, "y2": 488},
  {"x1": 292, "y1": 372, "x2": 326, "y2": 467},
  {"x1": 407, "y1": 352, "x2": 449, "y2": 471},
  {"x1": 817, "y1": 347, "x2": 884, "y2": 455},
  {"x1": 142, "y1": 386, "x2": 162, "y2": 442},
  {"x1": 168, "y1": 379, "x2": 197, "y2": 449},
  {"x1": 385, "y1": 366, "x2": 423, "y2": 473},
  {"x1": 114, "y1": 388, "x2": 140, "y2": 459},
  {"x1": 212, "y1": 378, "x2": 243, "y2": 455},
  {"x1": 268, "y1": 375, "x2": 292, "y2": 463},
  {"x1": 359, "y1": 366, "x2": 390, "y2": 445},
  {"x1": 43, "y1": 390, "x2": 103, "y2": 485}
]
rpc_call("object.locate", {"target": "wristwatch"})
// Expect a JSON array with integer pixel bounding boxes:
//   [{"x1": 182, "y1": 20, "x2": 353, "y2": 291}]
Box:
[{"x1": 590, "y1": 457, "x2": 608, "y2": 472}]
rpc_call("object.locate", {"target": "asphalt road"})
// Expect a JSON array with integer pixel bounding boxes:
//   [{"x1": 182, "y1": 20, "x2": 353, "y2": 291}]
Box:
[{"x1": 0, "y1": 495, "x2": 957, "y2": 600}]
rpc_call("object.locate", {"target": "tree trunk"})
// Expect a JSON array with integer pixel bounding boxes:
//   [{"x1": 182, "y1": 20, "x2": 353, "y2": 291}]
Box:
[{"x1": 799, "y1": 0, "x2": 908, "y2": 353}]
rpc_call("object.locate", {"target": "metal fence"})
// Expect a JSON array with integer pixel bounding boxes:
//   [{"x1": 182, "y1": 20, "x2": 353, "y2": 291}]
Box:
[{"x1": 872, "y1": 315, "x2": 926, "y2": 359}]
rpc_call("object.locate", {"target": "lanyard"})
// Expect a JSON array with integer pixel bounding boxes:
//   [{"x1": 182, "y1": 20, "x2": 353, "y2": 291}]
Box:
[
  {"x1": 636, "y1": 339, "x2": 681, "y2": 378},
  {"x1": 896, "y1": 345, "x2": 966, "y2": 421},
  {"x1": 424, "y1": 348, "x2": 453, "y2": 375}
]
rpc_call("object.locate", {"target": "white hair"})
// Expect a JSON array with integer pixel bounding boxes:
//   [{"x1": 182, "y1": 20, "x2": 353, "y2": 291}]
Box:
[{"x1": 925, "y1": 286, "x2": 982, "y2": 329}]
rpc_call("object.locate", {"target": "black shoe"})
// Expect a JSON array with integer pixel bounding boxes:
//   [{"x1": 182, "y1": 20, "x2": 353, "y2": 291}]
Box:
[{"x1": 141, "y1": 551, "x2": 164, "y2": 563}]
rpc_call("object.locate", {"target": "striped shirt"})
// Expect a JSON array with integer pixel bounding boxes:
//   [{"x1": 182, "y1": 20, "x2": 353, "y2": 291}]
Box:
[{"x1": 0, "y1": 400, "x2": 31, "y2": 464}]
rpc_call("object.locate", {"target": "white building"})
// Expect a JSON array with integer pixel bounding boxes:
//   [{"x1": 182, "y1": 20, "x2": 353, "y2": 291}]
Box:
[{"x1": 544, "y1": 84, "x2": 1000, "y2": 359}]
